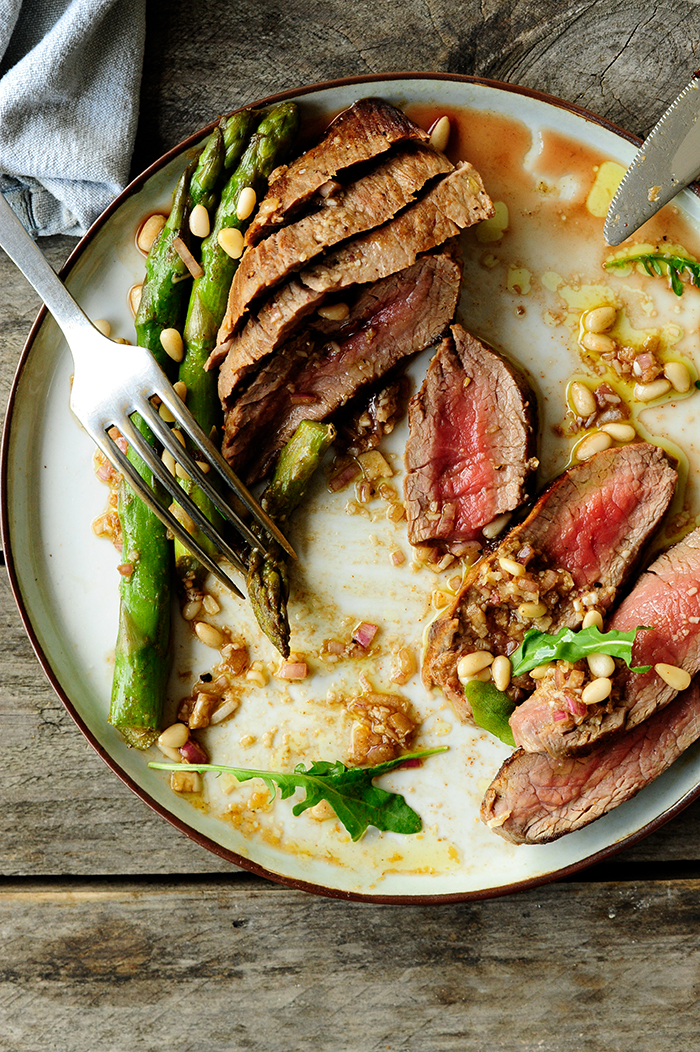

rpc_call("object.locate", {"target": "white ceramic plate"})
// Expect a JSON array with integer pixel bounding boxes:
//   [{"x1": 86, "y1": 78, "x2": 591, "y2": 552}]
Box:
[{"x1": 5, "y1": 74, "x2": 700, "y2": 901}]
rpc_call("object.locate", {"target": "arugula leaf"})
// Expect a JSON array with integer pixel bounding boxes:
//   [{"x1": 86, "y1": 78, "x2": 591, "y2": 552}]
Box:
[
  {"x1": 465, "y1": 681, "x2": 516, "y2": 747},
  {"x1": 510, "y1": 625, "x2": 652, "y2": 677},
  {"x1": 604, "y1": 252, "x2": 700, "y2": 296},
  {"x1": 149, "y1": 747, "x2": 447, "y2": 841}
]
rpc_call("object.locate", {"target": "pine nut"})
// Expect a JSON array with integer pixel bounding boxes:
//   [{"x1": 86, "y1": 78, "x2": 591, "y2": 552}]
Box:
[
  {"x1": 582, "y1": 609, "x2": 604, "y2": 630},
  {"x1": 128, "y1": 283, "x2": 142, "y2": 315},
  {"x1": 159, "y1": 401, "x2": 176, "y2": 423},
  {"x1": 218, "y1": 227, "x2": 244, "y2": 258},
  {"x1": 189, "y1": 203, "x2": 210, "y2": 238},
  {"x1": 161, "y1": 449, "x2": 176, "y2": 475},
  {"x1": 160, "y1": 327, "x2": 184, "y2": 362},
  {"x1": 634, "y1": 378, "x2": 671, "y2": 402},
  {"x1": 428, "y1": 115, "x2": 451, "y2": 153},
  {"x1": 159, "y1": 744, "x2": 183, "y2": 763},
  {"x1": 581, "y1": 677, "x2": 612, "y2": 705},
  {"x1": 518, "y1": 601, "x2": 547, "y2": 619},
  {"x1": 498, "y1": 556, "x2": 525, "y2": 577},
  {"x1": 462, "y1": 667, "x2": 492, "y2": 684},
  {"x1": 583, "y1": 305, "x2": 616, "y2": 333},
  {"x1": 169, "y1": 502, "x2": 195, "y2": 534},
  {"x1": 137, "y1": 213, "x2": 166, "y2": 253},
  {"x1": 530, "y1": 664, "x2": 553, "y2": 680},
  {"x1": 569, "y1": 381, "x2": 597, "y2": 417},
  {"x1": 576, "y1": 430, "x2": 612, "y2": 461},
  {"x1": 482, "y1": 512, "x2": 511, "y2": 539},
  {"x1": 664, "y1": 361, "x2": 691, "y2": 393},
  {"x1": 173, "y1": 380, "x2": 187, "y2": 401},
  {"x1": 194, "y1": 622, "x2": 224, "y2": 649},
  {"x1": 600, "y1": 422, "x2": 636, "y2": 442},
  {"x1": 317, "y1": 301, "x2": 350, "y2": 321},
  {"x1": 457, "y1": 651, "x2": 494, "y2": 679},
  {"x1": 158, "y1": 722, "x2": 190, "y2": 750},
  {"x1": 203, "y1": 594, "x2": 220, "y2": 615},
  {"x1": 236, "y1": 186, "x2": 257, "y2": 221},
  {"x1": 587, "y1": 652, "x2": 616, "y2": 678},
  {"x1": 655, "y1": 663, "x2": 692, "y2": 691},
  {"x1": 581, "y1": 331, "x2": 615, "y2": 353},
  {"x1": 491, "y1": 655, "x2": 512, "y2": 692},
  {"x1": 93, "y1": 318, "x2": 111, "y2": 337},
  {"x1": 181, "y1": 599, "x2": 201, "y2": 620},
  {"x1": 172, "y1": 429, "x2": 186, "y2": 447}
]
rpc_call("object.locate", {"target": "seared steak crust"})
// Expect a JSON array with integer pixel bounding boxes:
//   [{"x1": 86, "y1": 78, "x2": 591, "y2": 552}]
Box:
[
  {"x1": 220, "y1": 143, "x2": 453, "y2": 338},
  {"x1": 511, "y1": 525, "x2": 700, "y2": 757},
  {"x1": 405, "y1": 325, "x2": 537, "y2": 549},
  {"x1": 481, "y1": 680, "x2": 700, "y2": 844},
  {"x1": 221, "y1": 252, "x2": 462, "y2": 481},
  {"x1": 424, "y1": 443, "x2": 677, "y2": 720},
  {"x1": 245, "y1": 97, "x2": 429, "y2": 246}
]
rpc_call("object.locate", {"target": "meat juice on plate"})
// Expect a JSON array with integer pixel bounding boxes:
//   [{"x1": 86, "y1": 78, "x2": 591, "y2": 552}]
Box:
[{"x1": 156, "y1": 103, "x2": 700, "y2": 881}]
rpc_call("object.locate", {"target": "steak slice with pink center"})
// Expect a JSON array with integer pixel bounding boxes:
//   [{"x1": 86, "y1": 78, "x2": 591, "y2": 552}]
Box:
[
  {"x1": 481, "y1": 680, "x2": 700, "y2": 844},
  {"x1": 424, "y1": 443, "x2": 677, "y2": 721},
  {"x1": 221, "y1": 252, "x2": 462, "y2": 481},
  {"x1": 404, "y1": 325, "x2": 538, "y2": 551},
  {"x1": 511, "y1": 525, "x2": 700, "y2": 757}
]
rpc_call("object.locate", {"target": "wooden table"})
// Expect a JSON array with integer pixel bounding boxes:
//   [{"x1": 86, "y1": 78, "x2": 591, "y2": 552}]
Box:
[{"x1": 3, "y1": 2, "x2": 700, "y2": 1048}]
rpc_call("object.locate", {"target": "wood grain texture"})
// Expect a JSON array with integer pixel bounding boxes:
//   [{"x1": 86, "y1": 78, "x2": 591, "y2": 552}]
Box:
[{"x1": 2, "y1": 875, "x2": 700, "y2": 1051}]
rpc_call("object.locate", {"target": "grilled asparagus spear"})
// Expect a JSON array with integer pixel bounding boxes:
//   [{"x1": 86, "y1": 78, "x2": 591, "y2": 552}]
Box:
[
  {"x1": 248, "y1": 420, "x2": 336, "y2": 657},
  {"x1": 174, "y1": 102, "x2": 300, "y2": 591},
  {"x1": 109, "y1": 134, "x2": 221, "y2": 749}
]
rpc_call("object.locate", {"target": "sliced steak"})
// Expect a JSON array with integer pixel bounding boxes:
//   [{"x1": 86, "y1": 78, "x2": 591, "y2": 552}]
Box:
[
  {"x1": 481, "y1": 680, "x2": 700, "y2": 845},
  {"x1": 404, "y1": 325, "x2": 538, "y2": 550},
  {"x1": 213, "y1": 279, "x2": 325, "y2": 398},
  {"x1": 221, "y1": 143, "x2": 453, "y2": 338},
  {"x1": 511, "y1": 525, "x2": 700, "y2": 757},
  {"x1": 424, "y1": 443, "x2": 677, "y2": 721},
  {"x1": 212, "y1": 162, "x2": 492, "y2": 401},
  {"x1": 300, "y1": 162, "x2": 493, "y2": 293},
  {"x1": 221, "y1": 252, "x2": 462, "y2": 480},
  {"x1": 245, "y1": 97, "x2": 429, "y2": 246}
]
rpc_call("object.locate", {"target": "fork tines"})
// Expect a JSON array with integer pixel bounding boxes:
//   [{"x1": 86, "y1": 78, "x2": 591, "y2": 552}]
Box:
[{"x1": 92, "y1": 390, "x2": 295, "y2": 598}]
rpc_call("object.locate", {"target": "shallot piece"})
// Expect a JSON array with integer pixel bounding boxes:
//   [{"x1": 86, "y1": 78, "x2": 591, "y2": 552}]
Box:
[
  {"x1": 566, "y1": 696, "x2": 587, "y2": 718},
  {"x1": 353, "y1": 622, "x2": 378, "y2": 648},
  {"x1": 180, "y1": 739, "x2": 209, "y2": 765},
  {"x1": 553, "y1": 710, "x2": 569, "y2": 722},
  {"x1": 278, "y1": 661, "x2": 308, "y2": 680}
]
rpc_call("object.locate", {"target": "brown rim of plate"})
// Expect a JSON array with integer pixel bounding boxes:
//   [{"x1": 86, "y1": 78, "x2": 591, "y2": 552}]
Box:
[{"x1": 3, "y1": 71, "x2": 700, "y2": 905}]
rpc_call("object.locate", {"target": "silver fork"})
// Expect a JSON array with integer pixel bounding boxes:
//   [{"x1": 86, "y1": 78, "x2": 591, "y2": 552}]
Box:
[{"x1": 0, "y1": 192, "x2": 295, "y2": 598}]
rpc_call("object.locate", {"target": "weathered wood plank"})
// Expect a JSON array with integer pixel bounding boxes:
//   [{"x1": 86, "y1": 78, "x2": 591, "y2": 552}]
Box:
[
  {"x1": 1, "y1": 876, "x2": 700, "y2": 1051},
  {"x1": 133, "y1": 0, "x2": 700, "y2": 176}
]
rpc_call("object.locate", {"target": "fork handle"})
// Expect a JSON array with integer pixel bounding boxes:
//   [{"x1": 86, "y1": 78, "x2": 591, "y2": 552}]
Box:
[{"x1": 0, "y1": 191, "x2": 92, "y2": 340}]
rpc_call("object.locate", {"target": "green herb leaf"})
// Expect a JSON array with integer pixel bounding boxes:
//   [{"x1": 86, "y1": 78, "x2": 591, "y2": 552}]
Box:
[
  {"x1": 604, "y1": 252, "x2": 700, "y2": 296},
  {"x1": 149, "y1": 747, "x2": 447, "y2": 841},
  {"x1": 465, "y1": 681, "x2": 516, "y2": 746},
  {"x1": 510, "y1": 625, "x2": 652, "y2": 677}
]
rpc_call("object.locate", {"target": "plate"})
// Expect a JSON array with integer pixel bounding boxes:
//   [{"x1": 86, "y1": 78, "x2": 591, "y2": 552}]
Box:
[{"x1": 4, "y1": 73, "x2": 700, "y2": 902}]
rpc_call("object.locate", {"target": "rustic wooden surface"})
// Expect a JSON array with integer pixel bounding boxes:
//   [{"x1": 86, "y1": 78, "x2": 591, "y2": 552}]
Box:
[{"x1": 3, "y1": 1, "x2": 700, "y2": 1049}]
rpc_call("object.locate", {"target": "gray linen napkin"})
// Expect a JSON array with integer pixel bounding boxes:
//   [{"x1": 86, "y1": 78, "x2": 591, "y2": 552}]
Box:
[{"x1": 0, "y1": 0, "x2": 145, "y2": 237}]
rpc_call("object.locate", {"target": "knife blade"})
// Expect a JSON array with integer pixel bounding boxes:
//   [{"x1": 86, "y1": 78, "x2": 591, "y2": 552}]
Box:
[{"x1": 604, "y1": 73, "x2": 700, "y2": 246}]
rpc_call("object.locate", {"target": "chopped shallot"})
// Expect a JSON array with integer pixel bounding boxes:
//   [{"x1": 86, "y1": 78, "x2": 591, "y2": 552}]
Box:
[
  {"x1": 173, "y1": 236, "x2": 204, "y2": 278},
  {"x1": 553, "y1": 710, "x2": 569, "y2": 722},
  {"x1": 565, "y1": 696, "x2": 588, "y2": 717},
  {"x1": 352, "y1": 622, "x2": 378, "y2": 648},
  {"x1": 180, "y1": 739, "x2": 209, "y2": 765},
  {"x1": 278, "y1": 661, "x2": 308, "y2": 680}
]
